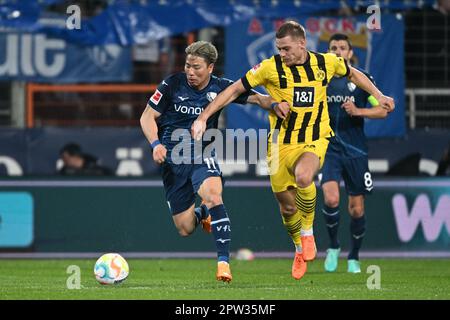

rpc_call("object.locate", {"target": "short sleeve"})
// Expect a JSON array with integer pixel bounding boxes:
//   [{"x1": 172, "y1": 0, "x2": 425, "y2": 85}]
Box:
[
  {"x1": 147, "y1": 75, "x2": 174, "y2": 113},
  {"x1": 327, "y1": 53, "x2": 350, "y2": 77},
  {"x1": 240, "y1": 58, "x2": 271, "y2": 90},
  {"x1": 367, "y1": 73, "x2": 376, "y2": 85}
]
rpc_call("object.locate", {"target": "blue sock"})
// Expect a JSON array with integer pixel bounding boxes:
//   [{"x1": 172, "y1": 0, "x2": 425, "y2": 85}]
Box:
[
  {"x1": 322, "y1": 205, "x2": 340, "y2": 249},
  {"x1": 209, "y1": 204, "x2": 231, "y2": 263},
  {"x1": 349, "y1": 215, "x2": 366, "y2": 261},
  {"x1": 194, "y1": 204, "x2": 209, "y2": 225}
]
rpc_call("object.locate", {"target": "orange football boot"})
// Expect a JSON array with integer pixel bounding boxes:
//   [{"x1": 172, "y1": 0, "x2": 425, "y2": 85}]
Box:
[
  {"x1": 216, "y1": 261, "x2": 232, "y2": 283},
  {"x1": 292, "y1": 252, "x2": 307, "y2": 280},
  {"x1": 301, "y1": 235, "x2": 317, "y2": 261},
  {"x1": 201, "y1": 214, "x2": 212, "y2": 233}
]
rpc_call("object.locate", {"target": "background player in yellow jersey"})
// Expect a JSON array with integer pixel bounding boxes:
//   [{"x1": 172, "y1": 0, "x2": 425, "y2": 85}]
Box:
[{"x1": 192, "y1": 21, "x2": 395, "y2": 280}]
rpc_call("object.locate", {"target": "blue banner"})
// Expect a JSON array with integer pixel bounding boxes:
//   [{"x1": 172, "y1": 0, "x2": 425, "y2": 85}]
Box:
[
  {"x1": 225, "y1": 14, "x2": 406, "y2": 137},
  {"x1": 0, "y1": 32, "x2": 131, "y2": 83},
  {"x1": 0, "y1": 1, "x2": 435, "y2": 45}
]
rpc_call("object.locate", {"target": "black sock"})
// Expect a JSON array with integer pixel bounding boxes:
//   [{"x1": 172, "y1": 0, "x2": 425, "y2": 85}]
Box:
[
  {"x1": 322, "y1": 205, "x2": 340, "y2": 249},
  {"x1": 348, "y1": 215, "x2": 366, "y2": 261}
]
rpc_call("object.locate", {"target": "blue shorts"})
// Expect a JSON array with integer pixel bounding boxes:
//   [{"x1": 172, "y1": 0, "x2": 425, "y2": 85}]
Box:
[
  {"x1": 320, "y1": 147, "x2": 373, "y2": 195},
  {"x1": 161, "y1": 158, "x2": 222, "y2": 215}
]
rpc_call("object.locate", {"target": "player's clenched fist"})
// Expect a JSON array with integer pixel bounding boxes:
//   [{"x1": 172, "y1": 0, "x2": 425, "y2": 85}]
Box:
[
  {"x1": 273, "y1": 101, "x2": 291, "y2": 120},
  {"x1": 377, "y1": 94, "x2": 395, "y2": 113},
  {"x1": 341, "y1": 99, "x2": 359, "y2": 117},
  {"x1": 153, "y1": 144, "x2": 167, "y2": 164}
]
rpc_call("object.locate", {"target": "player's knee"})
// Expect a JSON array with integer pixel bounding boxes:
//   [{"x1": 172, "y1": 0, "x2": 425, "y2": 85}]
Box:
[
  {"x1": 295, "y1": 173, "x2": 313, "y2": 188},
  {"x1": 178, "y1": 230, "x2": 190, "y2": 237},
  {"x1": 325, "y1": 194, "x2": 339, "y2": 208},
  {"x1": 279, "y1": 204, "x2": 297, "y2": 217},
  {"x1": 203, "y1": 193, "x2": 223, "y2": 208},
  {"x1": 177, "y1": 225, "x2": 194, "y2": 237},
  {"x1": 349, "y1": 204, "x2": 364, "y2": 218}
]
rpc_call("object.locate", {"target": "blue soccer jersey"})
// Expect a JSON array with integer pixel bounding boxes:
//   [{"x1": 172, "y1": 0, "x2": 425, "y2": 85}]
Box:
[
  {"x1": 326, "y1": 68, "x2": 375, "y2": 158},
  {"x1": 147, "y1": 73, "x2": 250, "y2": 164}
]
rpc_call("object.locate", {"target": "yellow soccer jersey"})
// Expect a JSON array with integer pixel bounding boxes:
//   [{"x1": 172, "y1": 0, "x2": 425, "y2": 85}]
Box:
[{"x1": 241, "y1": 51, "x2": 350, "y2": 144}]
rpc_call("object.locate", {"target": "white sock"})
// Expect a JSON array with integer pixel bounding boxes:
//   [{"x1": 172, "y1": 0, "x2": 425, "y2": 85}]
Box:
[
  {"x1": 301, "y1": 228, "x2": 313, "y2": 236},
  {"x1": 295, "y1": 244, "x2": 303, "y2": 253}
]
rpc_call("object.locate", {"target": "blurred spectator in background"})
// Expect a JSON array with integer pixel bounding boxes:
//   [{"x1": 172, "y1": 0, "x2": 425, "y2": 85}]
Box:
[
  {"x1": 436, "y1": 142, "x2": 450, "y2": 176},
  {"x1": 133, "y1": 37, "x2": 175, "y2": 83},
  {"x1": 437, "y1": 0, "x2": 450, "y2": 15},
  {"x1": 59, "y1": 143, "x2": 113, "y2": 176}
]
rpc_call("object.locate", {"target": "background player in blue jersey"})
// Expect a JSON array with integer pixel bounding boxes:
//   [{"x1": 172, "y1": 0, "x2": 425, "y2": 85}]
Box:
[
  {"x1": 140, "y1": 41, "x2": 273, "y2": 282},
  {"x1": 320, "y1": 34, "x2": 391, "y2": 273}
]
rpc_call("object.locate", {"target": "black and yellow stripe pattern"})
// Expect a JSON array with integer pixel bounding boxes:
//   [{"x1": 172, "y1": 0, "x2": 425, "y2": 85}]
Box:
[
  {"x1": 296, "y1": 183, "x2": 317, "y2": 231},
  {"x1": 281, "y1": 210, "x2": 302, "y2": 246},
  {"x1": 242, "y1": 51, "x2": 349, "y2": 145}
]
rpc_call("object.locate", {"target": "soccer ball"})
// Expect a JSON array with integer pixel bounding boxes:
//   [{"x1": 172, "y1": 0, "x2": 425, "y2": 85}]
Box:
[
  {"x1": 235, "y1": 248, "x2": 255, "y2": 261},
  {"x1": 94, "y1": 253, "x2": 129, "y2": 285}
]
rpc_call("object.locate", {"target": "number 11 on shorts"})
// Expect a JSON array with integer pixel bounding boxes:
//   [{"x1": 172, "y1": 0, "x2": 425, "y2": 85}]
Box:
[{"x1": 205, "y1": 158, "x2": 217, "y2": 171}]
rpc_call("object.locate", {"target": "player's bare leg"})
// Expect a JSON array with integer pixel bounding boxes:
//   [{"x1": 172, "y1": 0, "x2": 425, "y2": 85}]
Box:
[
  {"x1": 347, "y1": 195, "x2": 365, "y2": 273},
  {"x1": 274, "y1": 189, "x2": 307, "y2": 280},
  {"x1": 293, "y1": 152, "x2": 320, "y2": 261},
  {"x1": 172, "y1": 202, "x2": 210, "y2": 235},
  {"x1": 172, "y1": 204, "x2": 198, "y2": 236},
  {"x1": 322, "y1": 181, "x2": 341, "y2": 272},
  {"x1": 198, "y1": 176, "x2": 232, "y2": 282}
]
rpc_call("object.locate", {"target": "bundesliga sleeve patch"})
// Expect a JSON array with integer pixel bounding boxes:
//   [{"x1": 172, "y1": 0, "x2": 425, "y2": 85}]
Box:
[
  {"x1": 150, "y1": 89, "x2": 163, "y2": 105},
  {"x1": 250, "y1": 63, "x2": 261, "y2": 74}
]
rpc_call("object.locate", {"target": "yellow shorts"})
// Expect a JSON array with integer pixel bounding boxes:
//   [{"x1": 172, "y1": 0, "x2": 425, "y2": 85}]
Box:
[{"x1": 267, "y1": 138, "x2": 330, "y2": 193}]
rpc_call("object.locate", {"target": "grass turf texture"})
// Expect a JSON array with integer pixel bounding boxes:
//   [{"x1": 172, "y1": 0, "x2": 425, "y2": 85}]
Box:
[{"x1": 1, "y1": 258, "x2": 449, "y2": 299}]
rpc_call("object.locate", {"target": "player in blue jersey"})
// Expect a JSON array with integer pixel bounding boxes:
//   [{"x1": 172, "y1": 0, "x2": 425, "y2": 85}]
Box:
[
  {"x1": 320, "y1": 34, "x2": 391, "y2": 273},
  {"x1": 140, "y1": 41, "x2": 274, "y2": 282}
]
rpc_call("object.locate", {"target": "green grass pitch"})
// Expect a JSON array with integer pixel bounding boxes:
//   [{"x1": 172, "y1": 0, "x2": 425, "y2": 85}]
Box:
[{"x1": 1, "y1": 258, "x2": 449, "y2": 300}]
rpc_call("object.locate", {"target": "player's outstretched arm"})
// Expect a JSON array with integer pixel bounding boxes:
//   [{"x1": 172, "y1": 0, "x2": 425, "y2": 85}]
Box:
[
  {"x1": 341, "y1": 99, "x2": 388, "y2": 119},
  {"x1": 140, "y1": 105, "x2": 167, "y2": 164},
  {"x1": 347, "y1": 66, "x2": 395, "y2": 113},
  {"x1": 247, "y1": 92, "x2": 272, "y2": 110},
  {"x1": 191, "y1": 80, "x2": 247, "y2": 140}
]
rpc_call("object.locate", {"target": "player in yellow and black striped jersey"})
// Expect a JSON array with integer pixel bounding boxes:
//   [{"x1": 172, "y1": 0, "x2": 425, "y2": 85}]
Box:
[
  {"x1": 192, "y1": 21, "x2": 395, "y2": 281},
  {"x1": 241, "y1": 50, "x2": 349, "y2": 145}
]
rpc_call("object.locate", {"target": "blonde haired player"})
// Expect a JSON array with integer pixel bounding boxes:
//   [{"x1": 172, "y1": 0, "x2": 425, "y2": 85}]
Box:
[
  {"x1": 141, "y1": 41, "x2": 275, "y2": 282},
  {"x1": 192, "y1": 21, "x2": 394, "y2": 280}
]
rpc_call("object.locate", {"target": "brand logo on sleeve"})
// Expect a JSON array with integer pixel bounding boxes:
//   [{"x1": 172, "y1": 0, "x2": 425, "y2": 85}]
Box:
[
  {"x1": 250, "y1": 63, "x2": 261, "y2": 74},
  {"x1": 150, "y1": 90, "x2": 163, "y2": 105}
]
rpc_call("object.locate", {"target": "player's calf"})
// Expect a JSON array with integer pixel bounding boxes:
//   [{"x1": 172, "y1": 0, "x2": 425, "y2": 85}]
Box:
[{"x1": 173, "y1": 206, "x2": 200, "y2": 237}]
